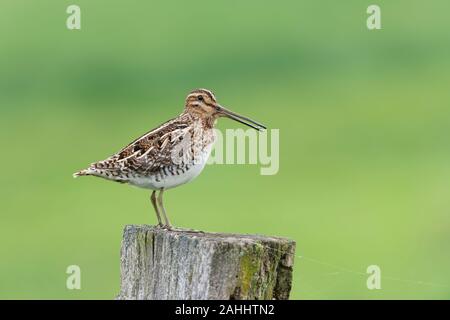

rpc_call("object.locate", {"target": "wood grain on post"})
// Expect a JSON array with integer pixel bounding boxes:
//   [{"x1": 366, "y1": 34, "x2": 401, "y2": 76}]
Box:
[{"x1": 117, "y1": 225, "x2": 296, "y2": 300}]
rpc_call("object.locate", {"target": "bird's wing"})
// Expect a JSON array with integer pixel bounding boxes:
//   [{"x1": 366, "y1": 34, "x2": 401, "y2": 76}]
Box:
[{"x1": 87, "y1": 115, "x2": 192, "y2": 177}]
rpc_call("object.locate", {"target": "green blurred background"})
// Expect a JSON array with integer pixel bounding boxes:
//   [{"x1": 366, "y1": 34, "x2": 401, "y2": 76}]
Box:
[{"x1": 1, "y1": 0, "x2": 450, "y2": 299}]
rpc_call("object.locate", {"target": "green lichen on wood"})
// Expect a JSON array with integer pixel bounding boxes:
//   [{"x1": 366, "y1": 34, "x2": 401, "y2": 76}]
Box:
[
  {"x1": 237, "y1": 250, "x2": 260, "y2": 298},
  {"x1": 119, "y1": 225, "x2": 295, "y2": 300},
  {"x1": 259, "y1": 243, "x2": 279, "y2": 299},
  {"x1": 234, "y1": 240, "x2": 294, "y2": 299},
  {"x1": 235, "y1": 241, "x2": 282, "y2": 299}
]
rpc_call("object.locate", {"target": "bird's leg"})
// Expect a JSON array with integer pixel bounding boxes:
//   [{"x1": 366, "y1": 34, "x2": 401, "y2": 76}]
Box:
[
  {"x1": 150, "y1": 190, "x2": 163, "y2": 227},
  {"x1": 157, "y1": 188, "x2": 172, "y2": 229}
]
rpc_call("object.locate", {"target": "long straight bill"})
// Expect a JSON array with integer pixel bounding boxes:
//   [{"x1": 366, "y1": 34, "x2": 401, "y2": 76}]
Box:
[{"x1": 218, "y1": 106, "x2": 266, "y2": 131}]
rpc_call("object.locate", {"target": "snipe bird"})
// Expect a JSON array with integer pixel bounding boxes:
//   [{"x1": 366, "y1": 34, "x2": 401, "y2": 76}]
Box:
[{"x1": 74, "y1": 89, "x2": 266, "y2": 228}]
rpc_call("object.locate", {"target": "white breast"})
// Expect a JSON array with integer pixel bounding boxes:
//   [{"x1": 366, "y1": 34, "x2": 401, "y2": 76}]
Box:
[{"x1": 128, "y1": 144, "x2": 212, "y2": 190}]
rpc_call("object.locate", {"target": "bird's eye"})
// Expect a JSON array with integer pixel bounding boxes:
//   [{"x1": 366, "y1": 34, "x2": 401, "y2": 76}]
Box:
[{"x1": 197, "y1": 95, "x2": 204, "y2": 101}]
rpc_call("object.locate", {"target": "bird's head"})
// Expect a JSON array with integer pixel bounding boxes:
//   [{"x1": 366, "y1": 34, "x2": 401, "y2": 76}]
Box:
[{"x1": 184, "y1": 88, "x2": 266, "y2": 131}]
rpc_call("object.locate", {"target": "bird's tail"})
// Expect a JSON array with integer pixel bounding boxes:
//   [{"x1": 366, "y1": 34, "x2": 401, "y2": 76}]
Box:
[{"x1": 73, "y1": 168, "x2": 91, "y2": 178}]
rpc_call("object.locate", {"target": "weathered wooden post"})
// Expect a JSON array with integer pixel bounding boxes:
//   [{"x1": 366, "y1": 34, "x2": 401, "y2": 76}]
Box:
[{"x1": 117, "y1": 225, "x2": 296, "y2": 300}]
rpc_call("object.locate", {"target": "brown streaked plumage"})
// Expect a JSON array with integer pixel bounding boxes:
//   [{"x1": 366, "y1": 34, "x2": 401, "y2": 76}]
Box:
[{"x1": 74, "y1": 88, "x2": 266, "y2": 228}]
